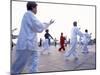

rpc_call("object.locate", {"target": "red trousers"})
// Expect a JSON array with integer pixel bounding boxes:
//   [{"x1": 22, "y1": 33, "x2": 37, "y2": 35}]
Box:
[{"x1": 59, "y1": 44, "x2": 65, "y2": 51}]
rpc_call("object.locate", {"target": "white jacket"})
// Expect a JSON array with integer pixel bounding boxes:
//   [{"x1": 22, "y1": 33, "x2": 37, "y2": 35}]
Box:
[
  {"x1": 70, "y1": 26, "x2": 83, "y2": 44},
  {"x1": 16, "y1": 11, "x2": 50, "y2": 51},
  {"x1": 81, "y1": 32, "x2": 91, "y2": 44}
]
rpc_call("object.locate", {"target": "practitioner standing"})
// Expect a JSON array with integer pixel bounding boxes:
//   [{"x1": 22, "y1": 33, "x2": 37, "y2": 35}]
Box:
[
  {"x1": 64, "y1": 21, "x2": 83, "y2": 60},
  {"x1": 44, "y1": 29, "x2": 54, "y2": 46},
  {"x1": 81, "y1": 29, "x2": 91, "y2": 54},
  {"x1": 59, "y1": 33, "x2": 66, "y2": 51},
  {"x1": 11, "y1": 1, "x2": 54, "y2": 74},
  {"x1": 39, "y1": 38, "x2": 42, "y2": 47},
  {"x1": 54, "y1": 38, "x2": 58, "y2": 47},
  {"x1": 65, "y1": 36, "x2": 67, "y2": 47},
  {"x1": 41, "y1": 29, "x2": 54, "y2": 54}
]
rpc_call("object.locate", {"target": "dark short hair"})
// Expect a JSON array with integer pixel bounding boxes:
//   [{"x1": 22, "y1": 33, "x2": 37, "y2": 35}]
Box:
[
  {"x1": 85, "y1": 29, "x2": 88, "y2": 32},
  {"x1": 73, "y1": 21, "x2": 77, "y2": 26},
  {"x1": 27, "y1": 1, "x2": 37, "y2": 10},
  {"x1": 45, "y1": 29, "x2": 49, "y2": 32},
  {"x1": 61, "y1": 32, "x2": 63, "y2": 35}
]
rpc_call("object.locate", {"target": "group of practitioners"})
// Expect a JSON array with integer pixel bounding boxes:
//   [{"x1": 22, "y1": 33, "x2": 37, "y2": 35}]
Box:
[
  {"x1": 11, "y1": 1, "x2": 92, "y2": 75},
  {"x1": 40, "y1": 23, "x2": 91, "y2": 57},
  {"x1": 64, "y1": 21, "x2": 91, "y2": 61},
  {"x1": 39, "y1": 29, "x2": 67, "y2": 54}
]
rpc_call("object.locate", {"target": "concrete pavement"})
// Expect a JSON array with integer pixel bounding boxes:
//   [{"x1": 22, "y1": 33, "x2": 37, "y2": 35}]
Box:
[
  {"x1": 11, "y1": 44, "x2": 96, "y2": 73},
  {"x1": 37, "y1": 44, "x2": 96, "y2": 72}
]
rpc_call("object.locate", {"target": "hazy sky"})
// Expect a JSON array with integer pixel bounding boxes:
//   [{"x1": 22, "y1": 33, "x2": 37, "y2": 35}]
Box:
[{"x1": 12, "y1": 1, "x2": 95, "y2": 42}]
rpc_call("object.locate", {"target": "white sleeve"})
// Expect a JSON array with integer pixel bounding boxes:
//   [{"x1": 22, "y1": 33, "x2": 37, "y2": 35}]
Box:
[
  {"x1": 27, "y1": 13, "x2": 50, "y2": 33},
  {"x1": 77, "y1": 28, "x2": 83, "y2": 37},
  {"x1": 43, "y1": 22, "x2": 50, "y2": 29}
]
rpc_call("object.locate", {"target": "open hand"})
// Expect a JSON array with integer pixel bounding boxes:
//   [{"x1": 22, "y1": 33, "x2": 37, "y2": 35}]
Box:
[{"x1": 49, "y1": 19, "x2": 55, "y2": 25}]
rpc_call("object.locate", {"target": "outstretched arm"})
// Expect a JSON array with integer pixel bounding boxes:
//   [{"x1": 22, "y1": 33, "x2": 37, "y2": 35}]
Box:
[
  {"x1": 27, "y1": 12, "x2": 55, "y2": 33},
  {"x1": 49, "y1": 33, "x2": 53, "y2": 39}
]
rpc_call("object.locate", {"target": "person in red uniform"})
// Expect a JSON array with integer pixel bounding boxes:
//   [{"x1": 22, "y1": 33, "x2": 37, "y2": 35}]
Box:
[{"x1": 59, "y1": 33, "x2": 66, "y2": 51}]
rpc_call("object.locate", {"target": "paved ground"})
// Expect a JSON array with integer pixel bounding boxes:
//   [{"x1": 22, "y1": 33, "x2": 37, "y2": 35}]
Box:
[
  {"x1": 37, "y1": 44, "x2": 96, "y2": 72},
  {"x1": 11, "y1": 44, "x2": 96, "y2": 74}
]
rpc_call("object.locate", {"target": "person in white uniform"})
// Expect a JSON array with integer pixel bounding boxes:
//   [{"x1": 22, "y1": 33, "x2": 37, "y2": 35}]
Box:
[
  {"x1": 64, "y1": 21, "x2": 83, "y2": 61},
  {"x1": 41, "y1": 29, "x2": 54, "y2": 54},
  {"x1": 11, "y1": 1, "x2": 54, "y2": 75},
  {"x1": 81, "y1": 29, "x2": 91, "y2": 54}
]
